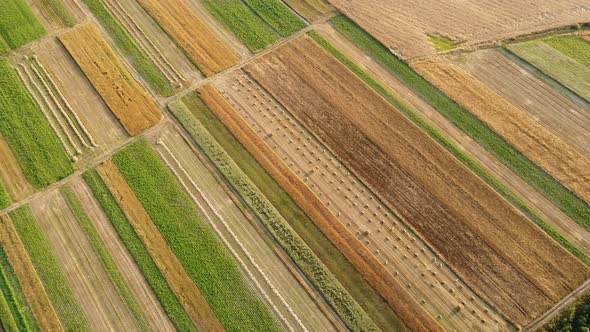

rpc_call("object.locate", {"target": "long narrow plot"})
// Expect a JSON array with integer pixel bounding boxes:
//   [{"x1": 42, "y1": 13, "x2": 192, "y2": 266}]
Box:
[
  {"x1": 245, "y1": 35, "x2": 590, "y2": 328},
  {"x1": 58, "y1": 23, "x2": 162, "y2": 136},
  {"x1": 281, "y1": 0, "x2": 335, "y2": 22},
  {"x1": 135, "y1": 0, "x2": 238, "y2": 76},
  {"x1": 0, "y1": 134, "x2": 32, "y2": 202}
]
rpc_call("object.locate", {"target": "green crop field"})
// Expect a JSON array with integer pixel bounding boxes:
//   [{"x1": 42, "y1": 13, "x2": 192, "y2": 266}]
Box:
[
  {"x1": 0, "y1": 246, "x2": 37, "y2": 332},
  {"x1": 203, "y1": 0, "x2": 278, "y2": 51},
  {"x1": 83, "y1": 170, "x2": 197, "y2": 332},
  {"x1": 0, "y1": 0, "x2": 46, "y2": 55},
  {"x1": 243, "y1": 0, "x2": 306, "y2": 37},
  {"x1": 112, "y1": 139, "x2": 281, "y2": 332},
  {"x1": 0, "y1": 60, "x2": 74, "y2": 189},
  {"x1": 81, "y1": 0, "x2": 174, "y2": 96},
  {"x1": 543, "y1": 35, "x2": 590, "y2": 66},
  {"x1": 60, "y1": 186, "x2": 149, "y2": 331},
  {"x1": 10, "y1": 206, "x2": 90, "y2": 332},
  {"x1": 330, "y1": 15, "x2": 590, "y2": 235},
  {"x1": 0, "y1": 183, "x2": 10, "y2": 209}
]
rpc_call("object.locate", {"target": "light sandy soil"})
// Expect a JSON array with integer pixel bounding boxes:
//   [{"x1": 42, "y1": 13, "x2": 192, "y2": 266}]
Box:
[
  {"x1": 0, "y1": 215, "x2": 62, "y2": 332},
  {"x1": 67, "y1": 176, "x2": 175, "y2": 332},
  {"x1": 0, "y1": 134, "x2": 32, "y2": 201},
  {"x1": 315, "y1": 23, "x2": 590, "y2": 259},
  {"x1": 245, "y1": 35, "x2": 590, "y2": 327},
  {"x1": 328, "y1": 0, "x2": 590, "y2": 59},
  {"x1": 215, "y1": 72, "x2": 511, "y2": 332},
  {"x1": 29, "y1": 189, "x2": 138, "y2": 331},
  {"x1": 147, "y1": 122, "x2": 342, "y2": 332}
]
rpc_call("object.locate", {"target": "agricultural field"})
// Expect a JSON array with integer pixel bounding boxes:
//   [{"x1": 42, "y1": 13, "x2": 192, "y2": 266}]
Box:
[
  {"x1": 27, "y1": 0, "x2": 79, "y2": 31},
  {"x1": 282, "y1": 0, "x2": 336, "y2": 22},
  {"x1": 0, "y1": 0, "x2": 46, "y2": 55}
]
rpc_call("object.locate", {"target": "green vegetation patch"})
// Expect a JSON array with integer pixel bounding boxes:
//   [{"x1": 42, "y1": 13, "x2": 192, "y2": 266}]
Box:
[
  {"x1": 330, "y1": 15, "x2": 590, "y2": 234},
  {"x1": 203, "y1": 0, "x2": 279, "y2": 51},
  {"x1": 543, "y1": 35, "x2": 590, "y2": 66},
  {"x1": 309, "y1": 30, "x2": 590, "y2": 266},
  {"x1": 9, "y1": 206, "x2": 90, "y2": 331},
  {"x1": 81, "y1": 0, "x2": 174, "y2": 96},
  {"x1": 243, "y1": 0, "x2": 306, "y2": 37},
  {"x1": 0, "y1": 0, "x2": 46, "y2": 52},
  {"x1": 543, "y1": 292, "x2": 590, "y2": 331},
  {"x1": 169, "y1": 99, "x2": 379, "y2": 331},
  {"x1": 111, "y1": 139, "x2": 280, "y2": 332},
  {"x1": 0, "y1": 60, "x2": 74, "y2": 189},
  {"x1": 427, "y1": 33, "x2": 460, "y2": 51},
  {"x1": 42, "y1": 0, "x2": 76, "y2": 27},
  {"x1": 0, "y1": 182, "x2": 10, "y2": 209},
  {"x1": 82, "y1": 170, "x2": 197, "y2": 332},
  {"x1": 0, "y1": 290, "x2": 18, "y2": 332},
  {"x1": 60, "y1": 186, "x2": 149, "y2": 331}
]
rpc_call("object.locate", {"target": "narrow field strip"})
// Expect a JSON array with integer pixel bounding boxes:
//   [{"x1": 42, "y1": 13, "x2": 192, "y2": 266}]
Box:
[
  {"x1": 170, "y1": 96, "x2": 378, "y2": 332},
  {"x1": 33, "y1": 0, "x2": 76, "y2": 27},
  {"x1": 135, "y1": 0, "x2": 239, "y2": 76},
  {"x1": 60, "y1": 185, "x2": 149, "y2": 331},
  {"x1": 0, "y1": 246, "x2": 35, "y2": 332},
  {"x1": 0, "y1": 0, "x2": 46, "y2": 54},
  {"x1": 203, "y1": 0, "x2": 279, "y2": 51},
  {"x1": 8, "y1": 206, "x2": 90, "y2": 331},
  {"x1": 543, "y1": 35, "x2": 590, "y2": 67},
  {"x1": 83, "y1": 170, "x2": 196, "y2": 332},
  {"x1": 0, "y1": 215, "x2": 60, "y2": 332},
  {"x1": 0, "y1": 133, "x2": 32, "y2": 202},
  {"x1": 80, "y1": 0, "x2": 174, "y2": 96},
  {"x1": 110, "y1": 140, "x2": 282, "y2": 331},
  {"x1": 58, "y1": 23, "x2": 162, "y2": 136},
  {"x1": 329, "y1": 15, "x2": 590, "y2": 239},
  {"x1": 0, "y1": 60, "x2": 73, "y2": 189},
  {"x1": 0, "y1": 290, "x2": 18, "y2": 332},
  {"x1": 0, "y1": 184, "x2": 9, "y2": 210},
  {"x1": 281, "y1": 0, "x2": 335, "y2": 22},
  {"x1": 242, "y1": 0, "x2": 307, "y2": 37}
]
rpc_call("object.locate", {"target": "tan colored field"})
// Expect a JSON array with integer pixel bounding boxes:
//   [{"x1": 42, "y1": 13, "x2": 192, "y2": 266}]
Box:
[
  {"x1": 282, "y1": 0, "x2": 335, "y2": 22},
  {"x1": 96, "y1": 160, "x2": 225, "y2": 332},
  {"x1": 148, "y1": 122, "x2": 341, "y2": 331},
  {"x1": 245, "y1": 35, "x2": 590, "y2": 327},
  {"x1": 29, "y1": 189, "x2": 138, "y2": 331},
  {"x1": 0, "y1": 133, "x2": 32, "y2": 201},
  {"x1": 200, "y1": 82, "x2": 444, "y2": 332},
  {"x1": 0, "y1": 214, "x2": 62, "y2": 332},
  {"x1": 135, "y1": 0, "x2": 239, "y2": 76},
  {"x1": 328, "y1": 0, "x2": 590, "y2": 59},
  {"x1": 314, "y1": 22, "x2": 590, "y2": 258},
  {"x1": 412, "y1": 59, "x2": 590, "y2": 205},
  {"x1": 58, "y1": 23, "x2": 162, "y2": 136},
  {"x1": 67, "y1": 176, "x2": 175, "y2": 332}
]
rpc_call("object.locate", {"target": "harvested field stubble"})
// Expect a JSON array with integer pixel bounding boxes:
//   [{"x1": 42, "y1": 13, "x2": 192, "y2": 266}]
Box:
[
  {"x1": 135, "y1": 0, "x2": 238, "y2": 76},
  {"x1": 58, "y1": 23, "x2": 162, "y2": 136},
  {"x1": 282, "y1": 0, "x2": 335, "y2": 22},
  {"x1": 245, "y1": 35, "x2": 590, "y2": 327}
]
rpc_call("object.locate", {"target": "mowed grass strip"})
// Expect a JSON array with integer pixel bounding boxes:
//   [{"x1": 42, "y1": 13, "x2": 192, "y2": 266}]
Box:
[
  {"x1": 242, "y1": 0, "x2": 306, "y2": 37},
  {"x1": 111, "y1": 139, "x2": 280, "y2": 332},
  {"x1": 83, "y1": 169, "x2": 197, "y2": 332},
  {"x1": 0, "y1": 0, "x2": 46, "y2": 53},
  {"x1": 0, "y1": 246, "x2": 35, "y2": 332},
  {"x1": 60, "y1": 186, "x2": 149, "y2": 331},
  {"x1": 135, "y1": 0, "x2": 238, "y2": 76},
  {"x1": 203, "y1": 0, "x2": 278, "y2": 51},
  {"x1": 330, "y1": 15, "x2": 590, "y2": 233},
  {"x1": 177, "y1": 90, "x2": 404, "y2": 331},
  {"x1": 281, "y1": 0, "x2": 335, "y2": 22},
  {"x1": 9, "y1": 206, "x2": 90, "y2": 332},
  {"x1": 170, "y1": 96, "x2": 378, "y2": 332},
  {"x1": 0, "y1": 60, "x2": 73, "y2": 189},
  {"x1": 80, "y1": 0, "x2": 173, "y2": 96},
  {"x1": 59, "y1": 23, "x2": 163, "y2": 136}
]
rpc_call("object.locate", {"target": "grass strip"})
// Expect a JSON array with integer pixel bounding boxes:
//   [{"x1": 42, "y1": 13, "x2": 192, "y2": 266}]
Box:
[
  {"x1": 308, "y1": 30, "x2": 590, "y2": 265},
  {"x1": 0, "y1": 290, "x2": 18, "y2": 332},
  {"x1": 202, "y1": 0, "x2": 278, "y2": 51},
  {"x1": 0, "y1": 183, "x2": 10, "y2": 209},
  {"x1": 43, "y1": 0, "x2": 76, "y2": 27},
  {"x1": 330, "y1": 15, "x2": 590, "y2": 232},
  {"x1": 83, "y1": 170, "x2": 196, "y2": 332},
  {"x1": 9, "y1": 206, "x2": 90, "y2": 331},
  {"x1": 170, "y1": 99, "x2": 378, "y2": 331},
  {"x1": 242, "y1": 0, "x2": 306, "y2": 37},
  {"x1": 111, "y1": 139, "x2": 280, "y2": 332},
  {"x1": 0, "y1": 60, "x2": 73, "y2": 189},
  {"x1": 80, "y1": 0, "x2": 174, "y2": 96},
  {"x1": 543, "y1": 35, "x2": 590, "y2": 66},
  {"x1": 60, "y1": 186, "x2": 149, "y2": 331},
  {"x1": 0, "y1": 0, "x2": 46, "y2": 50}
]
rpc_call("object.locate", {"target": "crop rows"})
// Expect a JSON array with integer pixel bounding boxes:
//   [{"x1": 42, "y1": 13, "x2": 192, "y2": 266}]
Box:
[{"x1": 0, "y1": 245, "x2": 35, "y2": 332}]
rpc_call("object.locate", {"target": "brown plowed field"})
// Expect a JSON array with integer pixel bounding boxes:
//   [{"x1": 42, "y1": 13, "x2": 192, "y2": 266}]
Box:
[
  {"x1": 0, "y1": 214, "x2": 62, "y2": 332},
  {"x1": 200, "y1": 82, "x2": 443, "y2": 332},
  {"x1": 135, "y1": 0, "x2": 239, "y2": 76},
  {"x1": 244, "y1": 35, "x2": 590, "y2": 327},
  {"x1": 456, "y1": 49, "x2": 590, "y2": 159},
  {"x1": 0, "y1": 133, "x2": 32, "y2": 201},
  {"x1": 412, "y1": 59, "x2": 590, "y2": 205},
  {"x1": 30, "y1": 189, "x2": 138, "y2": 331},
  {"x1": 328, "y1": 0, "x2": 590, "y2": 59},
  {"x1": 67, "y1": 176, "x2": 175, "y2": 332},
  {"x1": 58, "y1": 23, "x2": 162, "y2": 136},
  {"x1": 96, "y1": 160, "x2": 225, "y2": 332},
  {"x1": 314, "y1": 23, "x2": 590, "y2": 258}
]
